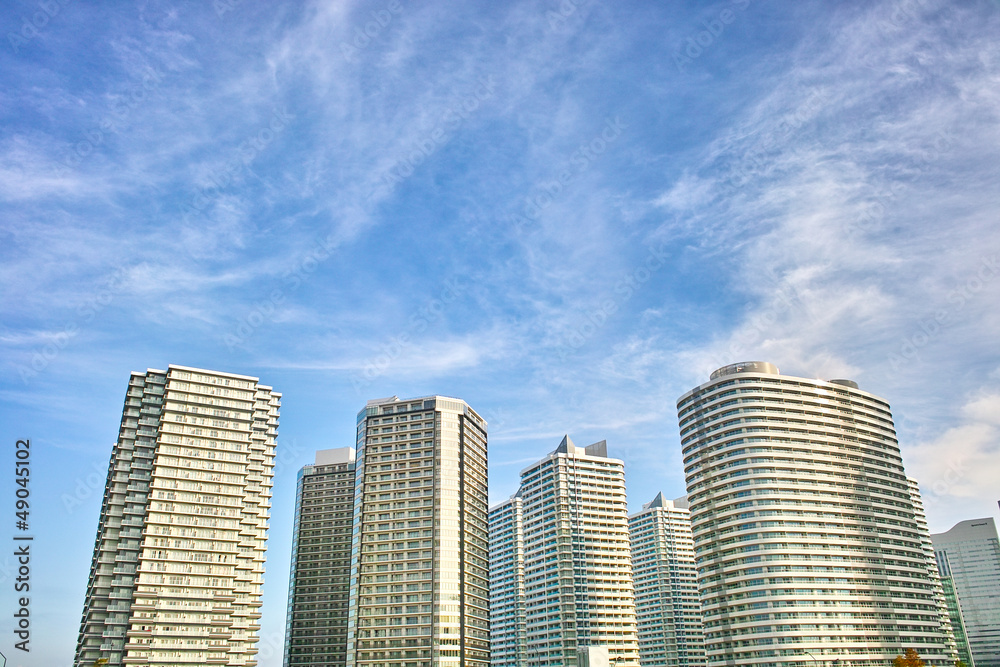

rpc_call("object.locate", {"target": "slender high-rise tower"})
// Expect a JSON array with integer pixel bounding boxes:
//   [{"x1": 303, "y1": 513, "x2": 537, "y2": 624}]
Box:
[
  {"x1": 346, "y1": 395, "x2": 489, "y2": 667},
  {"x1": 489, "y1": 492, "x2": 527, "y2": 667},
  {"x1": 677, "y1": 361, "x2": 956, "y2": 667},
  {"x1": 628, "y1": 493, "x2": 705, "y2": 667},
  {"x1": 75, "y1": 365, "x2": 280, "y2": 667},
  {"x1": 906, "y1": 477, "x2": 959, "y2": 662},
  {"x1": 932, "y1": 518, "x2": 1000, "y2": 667},
  {"x1": 938, "y1": 575, "x2": 977, "y2": 667},
  {"x1": 516, "y1": 436, "x2": 639, "y2": 667},
  {"x1": 283, "y1": 447, "x2": 357, "y2": 666}
]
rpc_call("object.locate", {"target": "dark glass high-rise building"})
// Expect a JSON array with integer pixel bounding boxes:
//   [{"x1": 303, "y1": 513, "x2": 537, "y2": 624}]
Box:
[
  {"x1": 283, "y1": 447, "x2": 358, "y2": 666},
  {"x1": 346, "y1": 395, "x2": 489, "y2": 667},
  {"x1": 938, "y1": 575, "x2": 976, "y2": 667}
]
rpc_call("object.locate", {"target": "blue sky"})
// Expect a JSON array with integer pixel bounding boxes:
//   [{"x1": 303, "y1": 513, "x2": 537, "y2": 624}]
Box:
[{"x1": 3, "y1": 0, "x2": 1000, "y2": 664}]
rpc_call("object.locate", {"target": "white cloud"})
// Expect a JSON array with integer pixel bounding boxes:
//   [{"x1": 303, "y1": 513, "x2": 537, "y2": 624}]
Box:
[
  {"x1": 905, "y1": 391, "x2": 1000, "y2": 532},
  {"x1": 654, "y1": 171, "x2": 713, "y2": 211}
]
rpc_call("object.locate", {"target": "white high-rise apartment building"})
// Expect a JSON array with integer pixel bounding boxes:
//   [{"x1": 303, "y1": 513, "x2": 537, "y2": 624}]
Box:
[
  {"x1": 515, "y1": 436, "x2": 639, "y2": 667},
  {"x1": 346, "y1": 395, "x2": 489, "y2": 667},
  {"x1": 628, "y1": 493, "x2": 706, "y2": 667},
  {"x1": 932, "y1": 518, "x2": 1000, "y2": 667},
  {"x1": 677, "y1": 361, "x2": 956, "y2": 667},
  {"x1": 906, "y1": 477, "x2": 958, "y2": 662},
  {"x1": 488, "y1": 492, "x2": 527, "y2": 667},
  {"x1": 76, "y1": 365, "x2": 280, "y2": 667}
]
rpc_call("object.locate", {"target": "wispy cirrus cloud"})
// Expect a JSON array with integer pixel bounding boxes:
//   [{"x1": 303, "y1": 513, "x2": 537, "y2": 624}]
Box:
[{"x1": 3, "y1": 1, "x2": 1000, "y2": 664}]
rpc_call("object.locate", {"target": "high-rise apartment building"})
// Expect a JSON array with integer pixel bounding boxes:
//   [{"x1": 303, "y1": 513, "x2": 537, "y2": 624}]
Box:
[
  {"x1": 346, "y1": 395, "x2": 489, "y2": 667},
  {"x1": 75, "y1": 365, "x2": 280, "y2": 667},
  {"x1": 628, "y1": 493, "x2": 705, "y2": 667},
  {"x1": 283, "y1": 447, "x2": 357, "y2": 666},
  {"x1": 677, "y1": 361, "x2": 956, "y2": 667},
  {"x1": 932, "y1": 518, "x2": 1000, "y2": 667},
  {"x1": 488, "y1": 492, "x2": 527, "y2": 667},
  {"x1": 500, "y1": 435, "x2": 640, "y2": 667},
  {"x1": 906, "y1": 476, "x2": 959, "y2": 663}
]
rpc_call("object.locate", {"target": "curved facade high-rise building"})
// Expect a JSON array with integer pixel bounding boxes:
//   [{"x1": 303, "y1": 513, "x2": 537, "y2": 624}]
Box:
[{"x1": 676, "y1": 362, "x2": 956, "y2": 667}]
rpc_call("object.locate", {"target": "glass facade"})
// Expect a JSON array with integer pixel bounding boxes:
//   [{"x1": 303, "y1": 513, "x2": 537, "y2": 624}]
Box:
[
  {"x1": 933, "y1": 518, "x2": 1000, "y2": 667},
  {"x1": 284, "y1": 448, "x2": 357, "y2": 666},
  {"x1": 938, "y1": 576, "x2": 976, "y2": 667}
]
